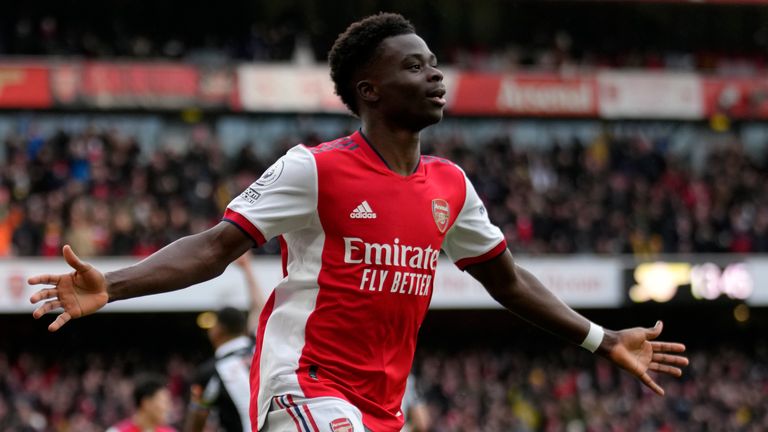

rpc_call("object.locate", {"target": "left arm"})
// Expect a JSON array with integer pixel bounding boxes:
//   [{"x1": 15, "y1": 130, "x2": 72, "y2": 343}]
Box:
[{"x1": 466, "y1": 250, "x2": 688, "y2": 395}]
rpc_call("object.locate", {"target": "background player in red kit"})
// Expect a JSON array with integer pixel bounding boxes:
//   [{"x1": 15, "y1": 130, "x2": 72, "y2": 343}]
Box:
[
  {"x1": 29, "y1": 13, "x2": 688, "y2": 432},
  {"x1": 107, "y1": 374, "x2": 176, "y2": 432}
]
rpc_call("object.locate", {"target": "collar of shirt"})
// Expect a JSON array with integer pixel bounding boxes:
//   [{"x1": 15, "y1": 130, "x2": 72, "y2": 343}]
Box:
[{"x1": 215, "y1": 335, "x2": 252, "y2": 358}]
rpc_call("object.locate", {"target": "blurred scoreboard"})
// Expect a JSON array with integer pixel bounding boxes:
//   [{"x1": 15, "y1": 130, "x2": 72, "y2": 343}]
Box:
[{"x1": 625, "y1": 260, "x2": 753, "y2": 305}]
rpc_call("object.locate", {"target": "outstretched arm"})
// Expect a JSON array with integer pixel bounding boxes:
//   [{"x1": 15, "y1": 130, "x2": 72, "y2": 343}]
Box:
[
  {"x1": 29, "y1": 222, "x2": 253, "y2": 331},
  {"x1": 466, "y1": 250, "x2": 688, "y2": 395}
]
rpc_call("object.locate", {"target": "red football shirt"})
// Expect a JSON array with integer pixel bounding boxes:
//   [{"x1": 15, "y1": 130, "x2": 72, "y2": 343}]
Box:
[
  {"x1": 224, "y1": 131, "x2": 506, "y2": 431},
  {"x1": 106, "y1": 419, "x2": 175, "y2": 432}
]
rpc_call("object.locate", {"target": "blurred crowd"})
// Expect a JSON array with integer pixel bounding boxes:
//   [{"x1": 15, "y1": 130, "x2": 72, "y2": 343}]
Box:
[
  {"x1": 1, "y1": 343, "x2": 765, "y2": 431},
  {"x1": 1, "y1": 126, "x2": 271, "y2": 257},
  {"x1": 428, "y1": 133, "x2": 768, "y2": 256},
  {"x1": 0, "y1": 351, "x2": 197, "y2": 432},
  {"x1": 414, "y1": 344, "x2": 768, "y2": 432},
  {"x1": 3, "y1": 1, "x2": 768, "y2": 75},
  {"x1": 3, "y1": 124, "x2": 768, "y2": 257}
]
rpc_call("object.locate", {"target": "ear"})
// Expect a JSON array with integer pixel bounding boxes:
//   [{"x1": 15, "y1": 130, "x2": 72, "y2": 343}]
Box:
[{"x1": 356, "y1": 80, "x2": 379, "y2": 104}]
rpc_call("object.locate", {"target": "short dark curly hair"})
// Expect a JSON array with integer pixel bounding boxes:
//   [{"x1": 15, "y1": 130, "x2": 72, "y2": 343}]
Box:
[
  {"x1": 215, "y1": 306, "x2": 246, "y2": 336},
  {"x1": 133, "y1": 373, "x2": 166, "y2": 407},
  {"x1": 328, "y1": 13, "x2": 416, "y2": 115}
]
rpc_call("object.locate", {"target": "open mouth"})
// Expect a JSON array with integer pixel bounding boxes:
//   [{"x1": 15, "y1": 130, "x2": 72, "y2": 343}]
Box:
[{"x1": 427, "y1": 88, "x2": 447, "y2": 106}]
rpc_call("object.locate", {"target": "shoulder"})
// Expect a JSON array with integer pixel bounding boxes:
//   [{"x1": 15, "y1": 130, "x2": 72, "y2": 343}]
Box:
[
  {"x1": 253, "y1": 144, "x2": 315, "y2": 187},
  {"x1": 420, "y1": 154, "x2": 457, "y2": 167},
  {"x1": 280, "y1": 143, "x2": 315, "y2": 166},
  {"x1": 305, "y1": 135, "x2": 360, "y2": 158},
  {"x1": 421, "y1": 155, "x2": 464, "y2": 175},
  {"x1": 305, "y1": 135, "x2": 365, "y2": 176},
  {"x1": 421, "y1": 155, "x2": 468, "y2": 187}
]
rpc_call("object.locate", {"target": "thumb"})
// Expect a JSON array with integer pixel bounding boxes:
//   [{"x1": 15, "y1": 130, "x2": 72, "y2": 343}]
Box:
[
  {"x1": 646, "y1": 320, "x2": 663, "y2": 340},
  {"x1": 63, "y1": 245, "x2": 91, "y2": 273}
]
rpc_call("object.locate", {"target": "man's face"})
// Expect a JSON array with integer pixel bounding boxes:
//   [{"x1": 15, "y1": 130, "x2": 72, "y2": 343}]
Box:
[
  {"x1": 142, "y1": 388, "x2": 172, "y2": 426},
  {"x1": 363, "y1": 33, "x2": 446, "y2": 131}
]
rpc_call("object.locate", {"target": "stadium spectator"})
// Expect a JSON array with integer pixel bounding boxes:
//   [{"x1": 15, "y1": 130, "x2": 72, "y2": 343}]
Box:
[{"x1": 106, "y1": 374, "x2": 176, "y2": 432}]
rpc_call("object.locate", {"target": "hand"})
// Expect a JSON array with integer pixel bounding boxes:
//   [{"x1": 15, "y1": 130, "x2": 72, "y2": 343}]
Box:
[
  {"x1": 28, "y1": 245, "x2": 109, "y2": 332},
  {"x1": 189, "y1": 384, "x2": 204, "y2": 405},
  {"x1": 603, "y1": 321, "x2": 688, "y2": 396}
]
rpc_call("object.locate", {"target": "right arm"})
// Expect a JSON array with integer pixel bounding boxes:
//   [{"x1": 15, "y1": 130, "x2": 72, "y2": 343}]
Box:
[
  {"x1": 107, "y1": 222, "x2": 251, "y2": 301},
  {"x1": 29, "y1": 222, "x2": 252, "y2": 331},
  {"x1": 31, "y1": 145, "x2": 316, "y2": 332}
]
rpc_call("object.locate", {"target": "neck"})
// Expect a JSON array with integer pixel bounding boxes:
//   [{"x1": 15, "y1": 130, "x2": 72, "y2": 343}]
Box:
[
  {"x1": 133, "y1": 411, "x2": 157, "y2": 430},
  {"x1": 213, "y1": 334, "x2": 238, "y2": 350},
  {"x1": 360, "y1": 119, "x2": 421, "y2": 176}
]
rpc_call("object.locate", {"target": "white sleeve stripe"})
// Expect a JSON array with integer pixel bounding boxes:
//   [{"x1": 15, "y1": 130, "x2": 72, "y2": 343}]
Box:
[{"x1": 454, "y1": 239, "x2": 507, "y2": 269}]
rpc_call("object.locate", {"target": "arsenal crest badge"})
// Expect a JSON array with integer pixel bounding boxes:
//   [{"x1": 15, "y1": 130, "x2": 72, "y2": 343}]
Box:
[
  {"x1": 329, "y1": 417, "x2": 354, "y2": 432},
  {"x1": 432, "y1": 199, "x2": 450, "y2": 233}
]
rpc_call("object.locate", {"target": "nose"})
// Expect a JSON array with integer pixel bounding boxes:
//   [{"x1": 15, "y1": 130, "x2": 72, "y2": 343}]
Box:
[{"x1": 428, "y1": 65, "x2": 443, "y2": 82}]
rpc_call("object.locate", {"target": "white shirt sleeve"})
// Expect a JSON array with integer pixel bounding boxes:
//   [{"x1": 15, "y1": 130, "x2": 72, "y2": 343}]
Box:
[
  {"x1": 224, "y1": 145, "x2": 317, "y2": 245},
  {"x1": 442, "y1": 173, "x2": 507, "y2": 269}
]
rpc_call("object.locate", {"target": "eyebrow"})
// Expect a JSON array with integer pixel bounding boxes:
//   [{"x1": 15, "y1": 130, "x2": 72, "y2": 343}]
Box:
[{"x1": 402, "y1": 53, "x2": 438, "y2": 63}]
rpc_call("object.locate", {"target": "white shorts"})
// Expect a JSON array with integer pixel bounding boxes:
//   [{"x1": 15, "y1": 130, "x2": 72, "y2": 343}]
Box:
[{"x1": 261, "y1": 394, "x2": 370, "y2": 432}]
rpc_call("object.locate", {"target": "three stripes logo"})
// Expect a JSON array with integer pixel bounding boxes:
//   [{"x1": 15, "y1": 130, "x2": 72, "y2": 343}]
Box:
[{"x1": 350, "y1": 201, "x2": 377, "y2": 219}]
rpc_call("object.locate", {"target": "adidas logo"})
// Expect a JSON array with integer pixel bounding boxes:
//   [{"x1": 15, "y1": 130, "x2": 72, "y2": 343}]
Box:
[{"x1": 350, "y1": 201, "x2": 377, "y2": 219}]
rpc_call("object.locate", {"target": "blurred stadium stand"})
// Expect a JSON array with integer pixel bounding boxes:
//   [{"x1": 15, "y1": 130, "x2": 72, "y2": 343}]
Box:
[
  {"x1": 2, "y1": 0, "x2": 768, "y2": 430},
  {"x1": 3, "y1": 0, "x2": 768, "y2": 73}
]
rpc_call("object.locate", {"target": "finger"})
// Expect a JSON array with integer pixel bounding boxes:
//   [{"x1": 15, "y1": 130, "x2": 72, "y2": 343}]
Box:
[
  {"x1": 639, "y1": 372, "x2": 664, "y2": 396},
  {"x1": 27, "y1": 274, "x2": 61, "y2": 286},
  {"x1": 30, "y1": 288, "x2": 59, "y2": 304},
  {"x1": 32, "y1": 300, "x2": 63, "y2": 319},
  {"x1": 645, "y1": 320, "x2": 663, "y2": 341},
  {"x1": 63, "y1": 245, "x2": 91, "y2": 273},
  {"x1": 648, "y1": 362, "x2": 683, "y2": 377},
  {"x1": 48, "y1": 312, "x2": 72, "y2": 332},
  {"x1": 651, "y1": 341, "x2": 687, "y2": 353},
  {"x1": 652, "y1": 353, "x2": 689, "y2": 367}
]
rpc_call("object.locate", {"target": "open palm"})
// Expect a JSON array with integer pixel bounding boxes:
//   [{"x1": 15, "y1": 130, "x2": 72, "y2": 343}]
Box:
[
  {"x1": 29, "y1": 245, "x2": 109, "y2": 332},
  {"x1": 607, "y1": 321, "x2": 688, "y2": 395}
]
